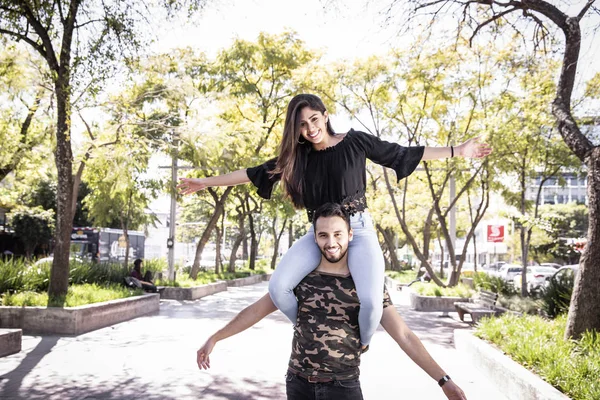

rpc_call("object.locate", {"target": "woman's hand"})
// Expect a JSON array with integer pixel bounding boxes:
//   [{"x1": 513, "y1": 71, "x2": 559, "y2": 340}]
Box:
[
  {"x1": 197, "y1": 337, "x2": 217, "y2": 370},
  {"x1": 457, "y1": 137, "x2": 492, "y2": 159},
  {"x1": 177, "y1": 178, "x2": 209, "y2": 195}
]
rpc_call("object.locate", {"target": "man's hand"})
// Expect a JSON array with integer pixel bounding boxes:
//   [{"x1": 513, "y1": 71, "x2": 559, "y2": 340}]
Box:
[
  {"x1": 197, "y1": 336, "x2": 216, "y2": 370},
  {"x1": 442, "y1": 380, "x2": 467, "y2": 400}
]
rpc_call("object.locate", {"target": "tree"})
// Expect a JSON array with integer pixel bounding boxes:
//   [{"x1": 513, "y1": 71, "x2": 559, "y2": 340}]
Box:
[
  {"x1": 0, "y1": 0, "x2": 207, "y2": 298},
  {"x1": 491, "y1": 58, "x2": 580, "y2": 295},
  {"x1": 179, "y1": 31, "x2": 315, "y2": 277},
  {"x1": 400, "y1": 0, "x2": 600, "y2": 339},
  {"x1": 84, "y1": 143, "x2": 160, "y2": 268},
  {"x1": 9, "y1": 206, "x2": 54, "y2": 259}
]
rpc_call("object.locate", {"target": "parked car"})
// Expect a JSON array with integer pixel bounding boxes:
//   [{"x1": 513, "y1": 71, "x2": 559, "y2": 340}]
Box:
[
  {"x1": 498, "y1": 264, "x2": 523, "y2": 282},
  {"x1": 525, "y1": 266, "x2": 557, "y2": 291},
  {"x1": 551, "y1": 264, "x2": 580, "y2": 286},
  {"x1": 540, "y1": 262, "x2": 562, "y2": 269}
]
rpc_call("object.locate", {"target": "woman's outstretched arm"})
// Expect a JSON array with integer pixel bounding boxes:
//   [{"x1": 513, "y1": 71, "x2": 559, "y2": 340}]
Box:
[
  {"x1": 422, "y1": 137, "x2": 492, "y2": 161},
  {"x1": 177, "y1": 169, "x2": 250, "y2": 195}
]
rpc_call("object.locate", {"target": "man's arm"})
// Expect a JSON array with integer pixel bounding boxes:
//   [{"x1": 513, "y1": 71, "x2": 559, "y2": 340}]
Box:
[
  {"x1": 380, "y1": 307, "x2": 467, "y2": 400},
  {"x1": 197, "y1": 293, "x2": 278, "y2": 370}
]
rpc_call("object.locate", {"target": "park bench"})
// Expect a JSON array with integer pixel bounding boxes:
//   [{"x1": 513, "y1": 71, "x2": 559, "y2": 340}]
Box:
[{"x1": 454, "y1": 290, "x2": 501, "y2": 323}]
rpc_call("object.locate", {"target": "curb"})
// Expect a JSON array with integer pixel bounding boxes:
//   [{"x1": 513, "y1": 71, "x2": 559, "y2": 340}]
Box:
[{"x1": 454, "y1": 329, "x2": 570, "y2": 400}]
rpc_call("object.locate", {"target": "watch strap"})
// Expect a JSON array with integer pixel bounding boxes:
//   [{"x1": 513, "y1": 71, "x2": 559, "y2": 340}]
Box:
[{"x1": 438, "y1": 375, "x2": 451, "y2": 387}]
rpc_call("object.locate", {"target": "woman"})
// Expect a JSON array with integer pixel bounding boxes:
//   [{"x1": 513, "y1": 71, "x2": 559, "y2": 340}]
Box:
[{"x1": 178, "y1": 94, "x2": 491, "y2": 347}]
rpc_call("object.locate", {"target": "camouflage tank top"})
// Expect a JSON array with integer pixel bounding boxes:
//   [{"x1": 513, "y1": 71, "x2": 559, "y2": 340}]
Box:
[{"x1": 288, "y1": 271, "x2": 392, "y2": 380}]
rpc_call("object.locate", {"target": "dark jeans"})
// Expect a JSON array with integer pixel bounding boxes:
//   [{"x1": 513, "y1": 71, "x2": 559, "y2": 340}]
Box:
[{"x1": 285, "y1": 373, "x2": 363, "y2": 400}]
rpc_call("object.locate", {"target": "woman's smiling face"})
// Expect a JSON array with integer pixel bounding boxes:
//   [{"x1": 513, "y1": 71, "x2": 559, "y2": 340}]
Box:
[{"x1": 298, "y1": 106, "x2": 330, "y2": 150}]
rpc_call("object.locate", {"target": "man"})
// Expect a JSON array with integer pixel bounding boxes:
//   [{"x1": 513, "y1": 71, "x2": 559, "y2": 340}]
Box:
[{"x1": 197, "y1": 203, "x2": 467, "y2": 400}]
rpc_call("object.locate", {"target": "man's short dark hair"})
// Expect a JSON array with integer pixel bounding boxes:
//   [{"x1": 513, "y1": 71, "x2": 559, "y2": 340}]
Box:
[
  {"x1": 133, "y1": 259, "x2": 143, "y2": 269},
  {"x1": 312, "y1": 203, "x2": 351, "y2": 231}
]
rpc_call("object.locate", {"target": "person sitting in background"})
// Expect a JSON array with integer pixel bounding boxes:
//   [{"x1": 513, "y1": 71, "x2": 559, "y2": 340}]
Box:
[{"x1": 130, "y1": 258, "x2": 157, "y2": 293}]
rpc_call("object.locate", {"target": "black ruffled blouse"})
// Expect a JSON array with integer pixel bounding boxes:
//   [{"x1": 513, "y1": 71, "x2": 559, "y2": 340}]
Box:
[{"x1": 246, "y1": 129, "x2": 424, "y2": 221}]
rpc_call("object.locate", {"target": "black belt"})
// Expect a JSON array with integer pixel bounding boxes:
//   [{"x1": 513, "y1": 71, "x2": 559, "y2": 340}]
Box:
[{"x1": 288, "y1": 369, "x2": 357, "y2": 384}]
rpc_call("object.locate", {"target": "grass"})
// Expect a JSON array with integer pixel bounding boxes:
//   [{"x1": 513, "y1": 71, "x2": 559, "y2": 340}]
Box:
[
  {"x1": 156, "y1": 268, "x2": 267, "y2": 287},
  {"x1": 1, "y1": 283, "x2": 143, "y2": 307},
  {"x1": 475, "y1": 314, "x2": 600, "y2": 400},
  {"x1": 385, "y1": 270, "x2": 417, "y2": 283},
  {"x1": 409, "y1": 282, "x2": 474, "y2": 298}
]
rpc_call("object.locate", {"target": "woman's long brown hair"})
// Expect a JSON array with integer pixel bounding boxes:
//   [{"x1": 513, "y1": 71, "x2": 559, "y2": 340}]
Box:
[{"x1": 271, "y1": 94, "x2": 335, "y2": 208}]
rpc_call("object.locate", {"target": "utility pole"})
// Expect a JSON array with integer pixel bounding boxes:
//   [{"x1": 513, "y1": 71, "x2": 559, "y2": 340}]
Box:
[{"x1": 167, "y1": 134, "x2": 178, "y2": 281}]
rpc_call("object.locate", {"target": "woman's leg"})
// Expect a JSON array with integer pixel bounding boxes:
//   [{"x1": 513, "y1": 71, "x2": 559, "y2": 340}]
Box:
[
  {"x1": 268, "y1": 229, "x2": 321, "y2": 323},
  {"x1": 348, "y1": 213, "x2": 385, "y2": 346}
]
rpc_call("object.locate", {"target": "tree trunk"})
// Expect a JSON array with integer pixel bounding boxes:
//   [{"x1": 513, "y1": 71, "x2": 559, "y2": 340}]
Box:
[
  {"x1": 288, "y1": 222, "x2": 294, "y2": 249},
  {"x1": 271, "y1": 217, "x2": 288, "y2": 270},
  {"x1": 566, "y1": 148, "x2": 600, "y2": 339},
  {"x1": 228, "y1": 213, "x2": 245, "y2": 272},
  {"x1": 215, "y1": 225, "x2": 222, "y2": 275},
  {"x1": 248, "y1": 213, "x2": 257, "y2": 270},
  {"x1": 376, "y1": 224, "x2": 401, "y2": 271},
  {"x1": 189, "y1": 187, "x2": 232, "y2": 279},
  {"x1": 48, "y1": 76, "x2": 74, "y2": 299}
]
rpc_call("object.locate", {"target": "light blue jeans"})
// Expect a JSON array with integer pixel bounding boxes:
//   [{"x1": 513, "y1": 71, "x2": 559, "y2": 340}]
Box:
[{"x1": 268, "y1": 211, "x2": 384, "y2": 346}]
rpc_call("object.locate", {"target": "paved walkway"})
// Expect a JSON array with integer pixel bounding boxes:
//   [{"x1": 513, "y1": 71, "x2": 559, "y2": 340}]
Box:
[{"x1": 0, "y1": 282, "x2": 509, "y2": 400}]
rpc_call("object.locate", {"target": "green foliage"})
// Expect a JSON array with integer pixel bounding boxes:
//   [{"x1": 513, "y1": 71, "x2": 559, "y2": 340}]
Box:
[
  {"x1": 1, "y1": 283, "x2": 143, "y2": 307},
  {"x1": 473, "y1": 272, "x2": 517, "y2": 296},
  {"x1": 9, "y1": 206, "x2": 55, "y2": 258},
  {"x1": 541, "y1": 272, "x2": 575, "y2": 318},
  {"x1": 410, "y1": 282, "x2": 474, "y2": 298},
  {"x1": 475, "y1": 314, "x2": 600, "y2": 400},
  {"x1": 497, "y1": 295, "x2": 542, "y2": 315},
  {"x1": 156, "y1": 268, "x2": 265, "y2": 287},
  {"x1": 385, "y1": 270, "x2": 417, "y2": 284},
  {"x1": 0, "y1": 259, "x2": 132, "y2": 294},
  {"x1": 143, "y1": 258, "x2": 168, "y2": 274}
]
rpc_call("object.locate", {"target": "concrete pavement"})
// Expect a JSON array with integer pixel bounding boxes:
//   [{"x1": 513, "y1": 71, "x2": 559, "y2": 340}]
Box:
[{"x1": 0, "y1": 282, "x2": 509, "y2": 400}]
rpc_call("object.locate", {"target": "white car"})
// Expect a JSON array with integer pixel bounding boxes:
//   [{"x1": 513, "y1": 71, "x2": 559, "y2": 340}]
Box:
[
  {"x1": 525, "y1": 266, "x2": 557, "y2": 291},
  {"x1": 498, "y1": 264, "x2": 523, "y2": 282}
]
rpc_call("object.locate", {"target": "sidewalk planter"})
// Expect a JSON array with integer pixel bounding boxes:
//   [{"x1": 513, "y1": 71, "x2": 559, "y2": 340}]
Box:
[
  {"x1": 407, "y1": 288, "x2": 470, "y2": 312},
  {"x1": 225, "y1": 274, "x2": 264, "y2": 287},
  {"x1": 384, "y1": 275, "x2": 407, "y2": 291},
  {"x1": 454, "y1": 330, "x2": 570, "y2": 400},
  {"x1": 160, "y1": 281, "x2": 227, "y2": 301},
  {"x1": 0, "y1": 293, "x2": 159, "y2": 335},
  {"x1": 0, "y1": 328, "x2": 22, "y2": 357}
]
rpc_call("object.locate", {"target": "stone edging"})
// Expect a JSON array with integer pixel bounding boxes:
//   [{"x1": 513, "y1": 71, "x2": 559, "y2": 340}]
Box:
[
  {"x1": 454, "y1": 329, "x2": 570, "y2": 400},
  {"x1": 0, "y1": 293, "x2": 159, "y2": 335},
  {"x1": 161, "y1": 281, "x2": 227, "y2": 301},
  {"x1": 407, "y1": 287, "x2": 470, "y2": 312},
  {"x1": 160, "y1": 273, "x2": 271, "y2": 301},
  {"x1": 0, "y1": 329, "x2": 21, "y2": 357}
]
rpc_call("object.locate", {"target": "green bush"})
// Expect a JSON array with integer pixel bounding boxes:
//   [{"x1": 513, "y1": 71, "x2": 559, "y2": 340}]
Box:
[
  {"x1": 410, "y1": 282, "x2": 474, "y2": 298},
  {"x1": 1, "y1": 283, "x2": 143, "y2": 307},
  {"x1": 497, "y1": 295, "x2": 543, "y2": 315},
  {"x1": 156, "y1": 268, "x2": 266, "y2": 287},
  {"x1": 0, "y1": 258, "x2": 132, "y2": 294},
  {"x1": 143, "y1": 258, "x2": 167, "y2": 275},
  {"x1": 475, "y1": 314, "x2": 600, "y2": 400},
  {"x1": 541, "y1": 272, "x2": 575, "y2": 318},
  {"x1": 385, "y1": 270, "x2": 417, "y2": 284},
  {"x1": 473, "y1": 271, "x2": 517, "y2": 296}
]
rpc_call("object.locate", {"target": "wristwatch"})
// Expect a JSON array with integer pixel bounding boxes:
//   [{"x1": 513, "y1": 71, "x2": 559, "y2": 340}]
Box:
[{"x1": 438, "y1": 375, "x2": 451, "y2": 387}]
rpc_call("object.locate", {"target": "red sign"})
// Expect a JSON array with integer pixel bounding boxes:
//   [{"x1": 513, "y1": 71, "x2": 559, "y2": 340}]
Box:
[{"x1": 487, "y1": 225, "x2": 504, "y2": 242}]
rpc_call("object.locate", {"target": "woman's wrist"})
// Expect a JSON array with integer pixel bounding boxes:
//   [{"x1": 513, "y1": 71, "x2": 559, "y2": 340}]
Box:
[{"x1": 454, "y1": 144, "x2": 464, "y2": 158}]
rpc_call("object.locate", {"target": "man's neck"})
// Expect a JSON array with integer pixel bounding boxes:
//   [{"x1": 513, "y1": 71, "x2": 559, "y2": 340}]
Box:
[{"x1": 315, "y1": 256, "x2": 350, "y2": 275}]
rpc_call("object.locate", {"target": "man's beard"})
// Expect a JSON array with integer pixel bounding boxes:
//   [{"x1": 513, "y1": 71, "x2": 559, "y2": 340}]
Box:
[{"x1": 320, "y1": 246, "x2": 348, "y2": 263}]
